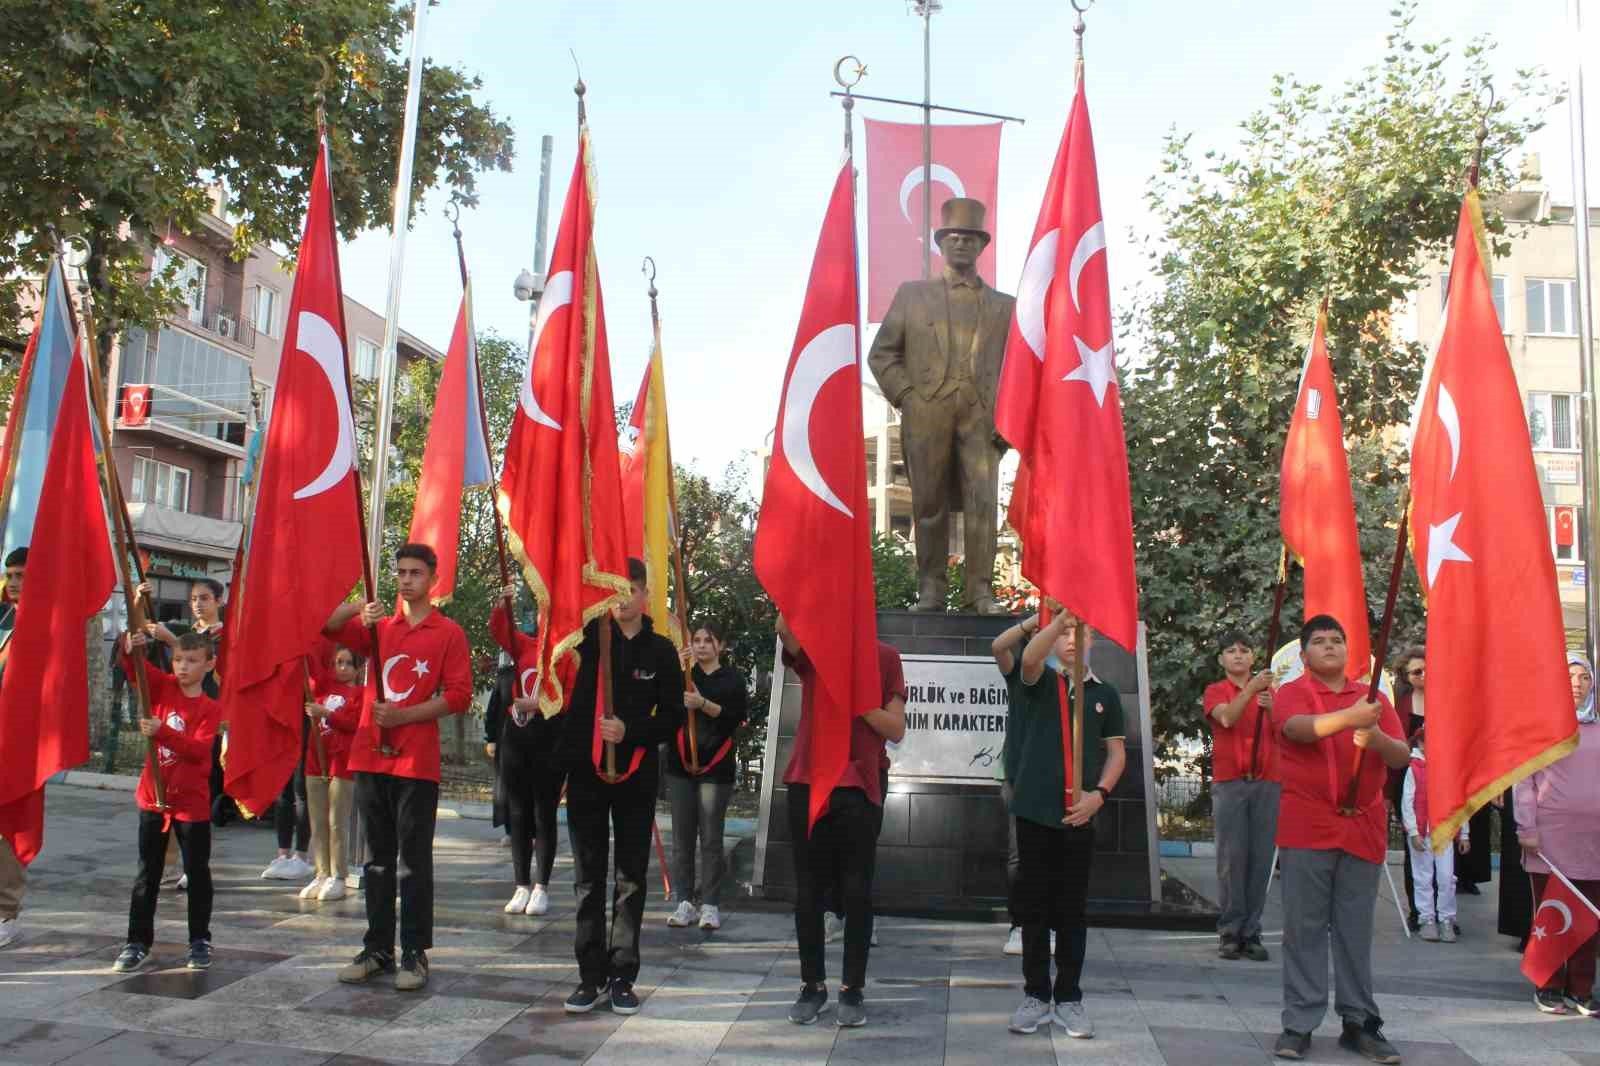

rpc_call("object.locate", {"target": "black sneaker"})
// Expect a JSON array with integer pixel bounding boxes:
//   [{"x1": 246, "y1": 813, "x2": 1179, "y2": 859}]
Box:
[
  {"x1": 112, "y1": 943, "x2": 151, "y2": 973},
  {"x1": 395, "y1": 949, "x2": 428, "y2": 991},
  {"x1": 787, "y1": 982, "x2": 829, "y2": 1025},
  {"x1": 1273, "y1": 1029, "x2": 1310, "y2": 1059},
  {"x1": 1240, "y1": 937, "x2": 1269, "y2": 962},
  {"x1": 1218, "y1": 937, "x2": 1241, "y2": 960},
  {"x1": 1576, "y1": 997, "x2": 1599, "y2": 1018},
  {"x1": 185, "y1": 939, "x2": 212, "y2": 970},
  {"x1": 337, "y1": 948, "x2": 395, "y2": 984},
  {"x1": 835, "y1": 987, "x2": 866, "y2": 1028},
  {"x1": 565, "y1": 982, "x2": 604, "y2": 1014},
  {"x1": 1535, "y1": 988, "x2": 1572, "y2": 1014},
  {"x1": 608, "y1": 980, "x2": 640, "y2": 1015},
  {"x1": 1338, "y1": 1019, "x2": 1400, "y2": 1064}
]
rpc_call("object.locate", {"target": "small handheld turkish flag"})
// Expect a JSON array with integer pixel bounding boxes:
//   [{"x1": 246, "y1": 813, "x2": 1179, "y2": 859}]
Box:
[
  {"x1": 754, "y1": 161, "x2": 881, "y2": 832},
  {"x1": 1555, "y1": 506, "x2": 1576, "y2": 548},
  {"x1": 1522, "y1": 866, "x2": 1600, "y2": 988}
]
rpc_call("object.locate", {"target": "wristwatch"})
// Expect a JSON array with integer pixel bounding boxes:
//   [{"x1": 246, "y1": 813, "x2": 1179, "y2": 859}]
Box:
[{"x1": 1092, "y1": 786, "x2": 1110, "y2": 802}]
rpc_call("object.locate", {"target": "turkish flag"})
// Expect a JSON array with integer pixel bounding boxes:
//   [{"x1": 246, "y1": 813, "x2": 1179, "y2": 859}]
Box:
[
  {"x1": 120, "y1": 384, "x2": 151, "y2": 427},
  {"x1": 1522, "y1": 871, "x2": 1600, "y2": 988},
  {"x1": 0, "y1": 334, "x2": 116, "y2": 864},
  {"x1": 1555, "y1": 505, "x2": 1576, "y2": 548},
  {"x1": 1410, "y1": 192, "x2": 1578, "y2": 850},
  {"x1": 753, "y1": 162, "x2": 881, "y2": 831},
  {"x1": 223, "y1": 134, "x2": 364, "y2": 818},
  {"x1": 1279, "y1": 310, "x2": 1371, "y2": 681},
  {"x1": 409, "y1": 280, "x2": 493, "y2": 604},
  {"x1": 863, "y1": 118, "x2": 1001, "y2": 322},
  {"x1": 994, "y1": 73, "x2": 1138, "y2": 651},
  {"x1": 498, "y1": 128, "x2": 630, "y2": 720}
]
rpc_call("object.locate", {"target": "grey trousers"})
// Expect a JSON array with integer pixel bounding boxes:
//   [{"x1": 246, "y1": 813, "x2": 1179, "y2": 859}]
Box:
[
  {"x1": 665, "y1": 773, "x2": 733, "y2": 906},
  {"x1": 0, "y1": 835, "x2": 22, "y2": 921},
  {"x1": 1213, "y1": 778, "x2": 1279, "y2": 942},
  {"x1": 1280, "y1": 847, "x2": 1382, "y2": 1034}
]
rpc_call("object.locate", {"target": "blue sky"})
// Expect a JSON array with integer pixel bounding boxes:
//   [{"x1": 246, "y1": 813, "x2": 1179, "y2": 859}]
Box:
[{"x1": 340, "y1": 0, "x2": 1586, "y2": 480}]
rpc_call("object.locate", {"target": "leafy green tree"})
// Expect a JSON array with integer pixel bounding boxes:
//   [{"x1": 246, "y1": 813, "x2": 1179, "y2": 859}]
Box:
[
  {"x1": 1121, "y1": 2, "x2": 1556, "y2": 772},
  {"x1": 0, "y1": 1, "x2": 513, "y2": 356}
]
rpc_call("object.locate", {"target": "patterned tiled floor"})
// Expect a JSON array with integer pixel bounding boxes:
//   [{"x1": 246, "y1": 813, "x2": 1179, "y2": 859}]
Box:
[{"x1": 0, "y1": 785, "x2": 1592, "y2": 1064}]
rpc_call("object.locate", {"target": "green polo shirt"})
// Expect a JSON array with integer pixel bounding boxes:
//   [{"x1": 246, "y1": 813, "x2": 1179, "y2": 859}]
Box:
[{"x1": 1007, "y1": 664, "x2": 1125, "y2": 828}]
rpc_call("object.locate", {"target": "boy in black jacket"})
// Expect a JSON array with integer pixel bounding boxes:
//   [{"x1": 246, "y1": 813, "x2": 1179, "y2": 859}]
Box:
[{"x1": 562, "y1": 558, "x2": 685, "y2": 1016}]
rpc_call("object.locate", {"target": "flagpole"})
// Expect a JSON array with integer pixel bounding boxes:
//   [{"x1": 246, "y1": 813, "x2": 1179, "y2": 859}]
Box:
[
  {"x1": 365, "y1": 0, "x2": 428, "y2": 607},
  {"x1": 70, "y1": 270, "x2": 167, "y2": 810},
  {"x1": 1567, "y1": 0, "x2": 1600, "y2": 666},
  {"x1": 915, "y1": 0, "x2": 937, "y2": 280},
  {"x1": 1252, "y1": 544, "x2": 1289, "y2": 779}
]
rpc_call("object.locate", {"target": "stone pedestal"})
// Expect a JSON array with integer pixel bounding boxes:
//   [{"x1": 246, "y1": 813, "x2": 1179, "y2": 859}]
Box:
[{"x1": 751, "y1": 610, "x2": 1169, "y2": 922}]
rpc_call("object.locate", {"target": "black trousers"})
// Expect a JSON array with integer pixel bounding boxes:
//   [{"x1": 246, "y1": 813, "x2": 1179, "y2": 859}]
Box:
[
  {"x1": 789, "y1": 784, "x2": 878, "y2": 990},
  {"x1": 355, "y1": 772, "x2": 439, "y2": 955},
  {"x1": 567, "y1": 762, "x2": 656, "y2": 986},
  {"x1": 128, "y1": 811, "x2": 212, "y2": 947},
  {"x1": 506, "y1": 754, "x2": 566, "y2": 888},
  {"x1": 275, "y1": 765, "x2": 309, "y2": 851},
  {"x1": 1014, "y1": 815, "x2": 1094, "y2": 1003}
]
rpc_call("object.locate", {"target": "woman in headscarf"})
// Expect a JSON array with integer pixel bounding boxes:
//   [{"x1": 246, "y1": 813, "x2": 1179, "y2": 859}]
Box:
[{"x1": 1514, "y1": 652, "x2": 1600, "y2": 1015}]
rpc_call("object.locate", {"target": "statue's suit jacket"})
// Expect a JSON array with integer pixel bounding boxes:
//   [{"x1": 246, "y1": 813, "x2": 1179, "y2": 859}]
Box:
[{"x1": 868, "y1": 278, "x2": 1016, "y2": 417}]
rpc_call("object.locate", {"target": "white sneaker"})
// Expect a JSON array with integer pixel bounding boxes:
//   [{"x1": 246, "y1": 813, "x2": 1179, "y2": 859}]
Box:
[
  {"x1": 0, "y1": 918, "x2": 19, "y2": 950},
  {"x1": 317, "y1": 877, "x2": 347, "y2": 902},
  {"x1": 699, "y1": 905, "x2": 722, "y2": 930},
  {"x1": 299, "y1": 877, "x2": 326, "y2": 900},
  {"x1": 526, "y1": 886, "x2": 550, "y2": 916},
  {"x1": 279, "y1": 856, "x2": 314, "y2": 879},
  {"x1": 1054, "y1": 1000, "x2": 1093, "y2": 1039},
  {"x1": 1008, "y1": 994, "x2": 1052, "y2": 1034},
  {"x1": 825, "y1": 913, "x2": 844, "y2": 943},
  {"x1": 1004, "y1": 927, "x2": 1023, "y2": 956},
  {"x1": 505, "y1": 886, "x2": 532, "y2": 914},
  {"x1": 175, "y1": 874, "x2": 188, "y2": 892},
  {"x1": 261, "y1": 856, "x2": 291, "y2": 879},
  {"x1": 668, "y1": 900, "x2": 699, "y2": 927}
]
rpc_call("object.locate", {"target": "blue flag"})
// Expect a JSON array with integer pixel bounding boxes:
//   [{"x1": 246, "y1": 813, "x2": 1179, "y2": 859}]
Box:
[{"x1": 0, "y1": 260, "x2": 77, "y2": 559}]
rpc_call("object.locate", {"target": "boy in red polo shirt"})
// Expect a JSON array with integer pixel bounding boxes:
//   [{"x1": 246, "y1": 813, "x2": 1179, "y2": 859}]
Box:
[
  {"x1": 324, "y1": 543, "x2": 472, "y2": 992},
  {"x1": 113, "y1": 630, "x2": 221, "y2": 974},
  {"x1": 1270, "y1": 615, "x2": 1409, "y2": 1064},
  {"x1": 1202, "y1": 630, "x2": 1278, "y2": 962}
]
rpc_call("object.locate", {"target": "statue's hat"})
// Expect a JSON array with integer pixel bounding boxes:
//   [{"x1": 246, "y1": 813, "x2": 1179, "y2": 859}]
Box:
[{"x1": 933, "y1": 197, "x2": 992, "y2": 246}]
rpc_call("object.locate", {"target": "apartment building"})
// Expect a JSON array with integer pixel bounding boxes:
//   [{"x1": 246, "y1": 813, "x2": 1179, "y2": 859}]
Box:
[{"x1": 108, "y1": 196, "x2": 443, "y2": 623}]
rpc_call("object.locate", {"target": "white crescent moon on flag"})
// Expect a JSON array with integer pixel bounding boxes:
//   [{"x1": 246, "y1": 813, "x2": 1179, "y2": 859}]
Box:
[
  {"x1": 381, "y1": 654, "x2": 417, "y2": 703},
  {"x1": 519, "y1": 668, "x2": 538, "y2": 699},
  {"x1": 290, "y1": 311, "x2": 357, "y2": 501},
  {"x1": 519, "y1": 269, "x2": 573, "y2": 430},
  {"x1": 1536, "y1": 898, "x2": 1574, "y2": 936},
  {"x1": 1435, "y1": 383, "x2": 1461, "y2": 482},
  {"x1": 1015, "y1": 229, "x2": 1060, "y2": 361},
  {"x1": 780, "y1": 323, "x2": 856, "y2": 518},
  {"x1": 899, "y1": 164, "x2": 966, "y2": 257},
  {"x1": 1068, "y1": 222, "x2": 1107, "y2": 314}
]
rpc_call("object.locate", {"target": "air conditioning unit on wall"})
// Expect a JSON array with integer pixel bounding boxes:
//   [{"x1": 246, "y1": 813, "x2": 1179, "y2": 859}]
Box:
[{"x1": 216, "y1": 314, "x2": 235, "y2": 339}]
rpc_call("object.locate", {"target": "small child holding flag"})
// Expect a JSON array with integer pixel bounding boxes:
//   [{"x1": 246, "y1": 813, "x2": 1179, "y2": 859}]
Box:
[{"x1": 1400, "y1": 726, "x2": 1468, "y2": 943}]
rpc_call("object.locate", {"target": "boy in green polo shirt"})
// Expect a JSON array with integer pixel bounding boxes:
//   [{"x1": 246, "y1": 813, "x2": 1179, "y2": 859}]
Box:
[{"x1": 1003, "y1": 602, "x2": 1126, "y2": 1039}]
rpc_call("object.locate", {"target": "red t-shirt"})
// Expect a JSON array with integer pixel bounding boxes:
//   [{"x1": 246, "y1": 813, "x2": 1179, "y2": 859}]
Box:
[
  {"x1": 129, "y1": 659, "x2": 221, "y2": 822},
  {"x1": 781, "y1": 642, "x2": 907, "y2": 808},
  {"x1": 1203, "y1": 678, "x2": 1276, "y2": 782},
  {"x1": 305, "y1": 668, "x2": 362, "y2": 779},
  {"x1": 490, "y1": 601, "x2": 545, "y2": 704},
  {"x1": 1271, "y1": 673, "x2": 1403, "y2": 864},
  {"x1": 332, "y1": 608, "x2": 473, "y2": 782}
]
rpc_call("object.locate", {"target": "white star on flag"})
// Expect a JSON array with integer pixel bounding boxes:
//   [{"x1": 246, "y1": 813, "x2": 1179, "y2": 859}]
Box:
[
  {"x1": 1065, "y1": 337, "x2": 1116, "y2": 407},
  {"x1": 1531, "y1": 924, "x2": 1547, "y2": 941},
  {"x1": 413, "y1": 659, "x2": 431, "y2": 679},
  {"x1": 1425, "y1": 512, "x2": 1472, "y2": 588}
]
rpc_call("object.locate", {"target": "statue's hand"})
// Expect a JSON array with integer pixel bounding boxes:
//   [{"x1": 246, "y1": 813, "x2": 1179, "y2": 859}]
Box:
[{"x1": 992, "y1": 432, "x2": 1010, "y2": 454}]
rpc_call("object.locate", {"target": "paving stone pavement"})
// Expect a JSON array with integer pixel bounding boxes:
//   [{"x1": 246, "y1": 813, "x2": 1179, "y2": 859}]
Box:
[{"x1": 0, "y1": 784, "x2": 1593, "y2": 1064}]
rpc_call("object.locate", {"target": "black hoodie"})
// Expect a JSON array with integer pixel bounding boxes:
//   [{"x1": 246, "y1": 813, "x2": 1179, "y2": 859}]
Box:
[{"x1": 559, "y1": 614, "x2": 685, "y2": 778}]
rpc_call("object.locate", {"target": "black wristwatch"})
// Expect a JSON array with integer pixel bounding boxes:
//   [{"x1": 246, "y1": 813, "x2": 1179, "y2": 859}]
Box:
[{"x1": 1092, "y1": 786, "x2": 1110, "y2": 802}]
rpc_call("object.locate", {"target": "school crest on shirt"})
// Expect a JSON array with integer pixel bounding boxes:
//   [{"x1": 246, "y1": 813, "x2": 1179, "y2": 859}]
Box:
[
  {"x1": 633, "y1": 669, "x2": 655, "y2": 681},
  {"x1": 158, "y1": 710, "x2": 186, "y2": 766}
]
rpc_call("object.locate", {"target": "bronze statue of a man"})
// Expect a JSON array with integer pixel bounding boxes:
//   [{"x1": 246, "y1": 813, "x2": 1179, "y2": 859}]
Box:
[{"x1": 869, "y1": 198, "x2": 1014, "y2": 613}]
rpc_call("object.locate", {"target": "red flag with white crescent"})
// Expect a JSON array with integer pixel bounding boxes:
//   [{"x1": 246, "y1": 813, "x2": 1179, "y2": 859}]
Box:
[
  {"x1": 995, "y1": 73, "x2": 1138, "y2": 651},
  {"x1": 498, "y1": 128, "x2": 630, "y2": 721},
  {"x1": 753, "y1": 161, "x2": 881, "y2": 831},
  {"x1": 863, "y1": 119, "x2": 1001, "y2": 322},
  {"x1": 1410, "y1": 192, "x2": 1576, "y2": 849},
  {"x1": 223, "y1": 134, "x2": 364, "y2": 818}
]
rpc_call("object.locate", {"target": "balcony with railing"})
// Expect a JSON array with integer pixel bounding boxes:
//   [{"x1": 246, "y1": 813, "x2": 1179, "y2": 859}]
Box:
[{"x1": 117, "y1": 325, "x2": 253, "y2": 455}]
